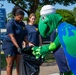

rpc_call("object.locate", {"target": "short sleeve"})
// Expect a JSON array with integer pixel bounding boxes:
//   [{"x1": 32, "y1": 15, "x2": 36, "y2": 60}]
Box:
[{"x1": 6, "y1": 20, "x2": 14, "y2": 34}]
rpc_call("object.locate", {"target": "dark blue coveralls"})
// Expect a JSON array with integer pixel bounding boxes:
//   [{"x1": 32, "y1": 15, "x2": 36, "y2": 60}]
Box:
[{"x1": 50, "y1": 29, "x2": 70, "y2": 72}]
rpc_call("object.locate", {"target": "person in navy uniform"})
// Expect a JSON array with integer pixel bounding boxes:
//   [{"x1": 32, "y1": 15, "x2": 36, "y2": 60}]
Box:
[
  {"x1": 2, "y1": 6, "x2": 34, "y2": 75},
  {"x1": 50, "y1": 29, "x2": 70, "y2": 75},
  {"x1": 23, "y1": 13, "x2": 42, "y2": 75},
  {"x1": 26, "y1": 13, "x2": 42, "y2": 47}
]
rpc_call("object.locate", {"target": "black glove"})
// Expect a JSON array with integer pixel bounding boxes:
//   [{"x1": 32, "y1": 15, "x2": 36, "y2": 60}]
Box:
[
  {"x1": 23, "y1": 46, "x2": 32, "y2": 51},
  {"x1": 17, "y1": 47, "x2": 22, "y2": 54},
  {"x1": 22, "y1": 46, "x2": 33, "y2": 55}
]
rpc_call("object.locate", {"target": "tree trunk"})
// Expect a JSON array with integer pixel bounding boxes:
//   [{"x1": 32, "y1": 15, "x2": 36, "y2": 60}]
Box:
[{"x1": 28, "y1": 0, "x2": 39, "y2": 15}]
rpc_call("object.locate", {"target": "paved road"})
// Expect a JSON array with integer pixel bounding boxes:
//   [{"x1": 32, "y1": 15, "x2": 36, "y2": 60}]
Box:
[{"x1": 1, "y1": 62, "x2": 59, "y2": 75}]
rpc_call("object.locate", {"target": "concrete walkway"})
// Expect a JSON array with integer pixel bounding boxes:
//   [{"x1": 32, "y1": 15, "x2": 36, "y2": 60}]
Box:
[
  {"x1": 40, "y1": 62, "x2": 59, "y2": 75},
  {"x1": 1, "y1": 62, "x2": 59, "y2": 75}
]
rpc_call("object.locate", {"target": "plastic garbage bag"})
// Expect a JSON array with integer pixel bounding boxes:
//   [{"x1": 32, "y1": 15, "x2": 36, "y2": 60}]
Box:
[
  {"x1": 19, "y1": 46, "x2": 44, "y2": 75},
  {"x1": 23, "y1": 54, "x2": 40, "y2": 75}
]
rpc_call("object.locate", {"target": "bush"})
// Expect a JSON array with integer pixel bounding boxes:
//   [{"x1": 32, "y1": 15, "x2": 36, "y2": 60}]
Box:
[
  {"x1": 44, "y1": 53, "x2": 56, "y2": 63},
  {"x1": 1, "y1": 54, "x2": 6, "y2": 69}
]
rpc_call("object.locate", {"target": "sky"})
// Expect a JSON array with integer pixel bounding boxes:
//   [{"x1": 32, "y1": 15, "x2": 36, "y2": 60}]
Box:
[{"x1": 0, "y1": 1, "x2": 76, "y2": 17}]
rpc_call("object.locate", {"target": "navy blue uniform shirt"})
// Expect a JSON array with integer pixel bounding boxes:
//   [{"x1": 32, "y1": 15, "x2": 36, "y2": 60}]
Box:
[
  {"x1": 2, "y1": 18, "x2": 27, "y2": 49},
  {"x1": 26, "y1": 24, "x2": 39, "y2": 46}
]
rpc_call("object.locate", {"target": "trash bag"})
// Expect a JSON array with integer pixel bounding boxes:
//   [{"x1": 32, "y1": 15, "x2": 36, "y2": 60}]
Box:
[{"x1": 19, "y1": 46, "x2": 44, "y2": 75}]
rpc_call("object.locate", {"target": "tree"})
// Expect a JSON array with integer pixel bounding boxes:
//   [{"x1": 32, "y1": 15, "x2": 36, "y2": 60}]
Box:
[
  {"x1": 35, "y1": 6, "x2": 42, "y2": 24},
  {"x1": 7, "y1": 0, "x2": 76, "y2": 16},
  {"x1": 7, "y1": 12, "x2": 14, "y2": 20},
  {"x1": 72, "y1": 7, "x2": 76, "y2": 25},
  {"x1": 56, "y1": 9, "x2": 76, "y2": 25}
]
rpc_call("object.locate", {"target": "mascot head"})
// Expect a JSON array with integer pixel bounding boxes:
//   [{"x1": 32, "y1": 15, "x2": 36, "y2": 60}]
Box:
[{"x1": 39, "y1": 5, "x2": 62, "y2": 37}]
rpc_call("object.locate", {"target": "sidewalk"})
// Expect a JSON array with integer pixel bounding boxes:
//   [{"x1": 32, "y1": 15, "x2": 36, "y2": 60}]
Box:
[
  {"x1": 40, "y1": 62, "x2": 59, "y2": 75},
  {"x1": 1, "y1": 62, "x2": 59, "y2": 75}
]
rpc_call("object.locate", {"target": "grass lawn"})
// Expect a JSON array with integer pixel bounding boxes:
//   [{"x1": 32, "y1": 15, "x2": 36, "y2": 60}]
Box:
[
  {"x1": 44, "y1": 52, "x2": 56, "y2": 63},
  {"x1": 1, "y1": 54, "x2": 6, "y2": 69}
]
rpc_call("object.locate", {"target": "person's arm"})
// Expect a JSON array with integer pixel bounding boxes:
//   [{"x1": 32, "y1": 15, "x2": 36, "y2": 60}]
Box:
[
  {"x1": 6, "y1": 21, "x2": 20, "y2": 49},
  {"x1": 8, "y1": 34, "x2": 19, "y2": 48},
  {"x1": 24, "y1": 36, "x2": 34, "y2": 47},
  {"x1": 49, "y1": 29, "x2": 61, "y2": 51},
  {"x1": 49, "y1": 35, "x2": 61, "y2": 51},
  {"x1": 22, "y1": 41, "x2": 26, "y2": 48}
]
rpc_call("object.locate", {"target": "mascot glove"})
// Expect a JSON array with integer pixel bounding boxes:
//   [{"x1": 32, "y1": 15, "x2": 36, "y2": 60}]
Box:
[{"x1": 32, "y1": 44, "x2": 50, "y2": 59}]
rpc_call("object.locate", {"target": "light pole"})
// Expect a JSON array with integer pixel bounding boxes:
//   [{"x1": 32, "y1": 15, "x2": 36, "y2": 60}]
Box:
[{"x1": 0, "y1": 3, "x2": 4, "y2": 75}]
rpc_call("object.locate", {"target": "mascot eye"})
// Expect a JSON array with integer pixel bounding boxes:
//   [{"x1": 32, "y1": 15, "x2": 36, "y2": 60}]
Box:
[{"x1": 42, "y1": 16, "x2": 46, "y2": 20}]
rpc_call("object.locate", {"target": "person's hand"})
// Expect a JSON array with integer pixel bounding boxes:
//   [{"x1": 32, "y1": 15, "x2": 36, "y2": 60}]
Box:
[
  {"x1": 32, "y1": 44, "x2": 50, "y2": 59},
  {"x1": 28, "y1": 42, "x2": 34, "y2": 47},
  {"x1": 17, "y1": 47, "x2": 22, "y2": 54}
]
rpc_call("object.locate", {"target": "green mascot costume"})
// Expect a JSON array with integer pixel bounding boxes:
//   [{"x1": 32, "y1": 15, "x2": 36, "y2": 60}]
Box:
[{"x1": 32, "y1": 5, "x2": 76, "y2": 75}]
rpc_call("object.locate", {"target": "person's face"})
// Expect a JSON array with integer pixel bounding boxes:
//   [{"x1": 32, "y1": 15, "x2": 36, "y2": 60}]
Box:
[
  {"x1": 15, "y1": 15, "x2": 24, "y2": 22},
  {"x1": 29, "y1": 16, "x2": 36, "y2": 25}
]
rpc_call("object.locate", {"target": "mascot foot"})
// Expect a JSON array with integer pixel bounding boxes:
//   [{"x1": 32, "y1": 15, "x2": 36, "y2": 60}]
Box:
[
  {"x1": 69, "y1": 71, "x2": 74, "y2": 75},
  {"x1": 64, "y1": 71, "x2": 74, "y2": 75}
]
